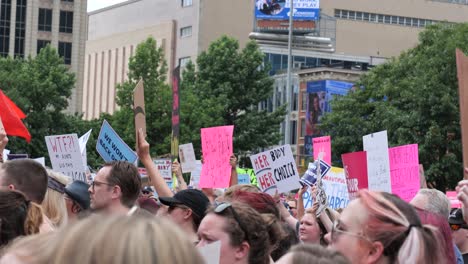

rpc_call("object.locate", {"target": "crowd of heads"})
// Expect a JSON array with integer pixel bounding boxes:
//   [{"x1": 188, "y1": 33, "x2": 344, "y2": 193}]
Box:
[{"x1": 1, "y1": 132, "x2": 468, "y2": 264}]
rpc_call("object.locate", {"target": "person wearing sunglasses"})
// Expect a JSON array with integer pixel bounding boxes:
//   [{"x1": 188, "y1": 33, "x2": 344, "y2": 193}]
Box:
[
  {"x1": 449, "y1": 208, "x2": 468, "y2": 263},
  {"x1": 88, "y1": 161, "x2": 141, "y2": 215},
  {"x1": 325, "y1": 190, "x2": 446, "y2": 264},
  {"x1": 197, "y1": 202, "x2": 272, "y2": 264}
]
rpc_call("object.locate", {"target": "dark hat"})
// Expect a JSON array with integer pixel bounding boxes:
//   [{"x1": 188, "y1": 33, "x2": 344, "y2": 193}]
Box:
[
  {"x1": 449, "y1": 208, "x2": 466, "y2": 225},
  {"x1": 64, "y1": 180, "x2": 91, "y2": 210},
  {"x1": 159, "y1": 189, "x2": 210, "y2": 218}
]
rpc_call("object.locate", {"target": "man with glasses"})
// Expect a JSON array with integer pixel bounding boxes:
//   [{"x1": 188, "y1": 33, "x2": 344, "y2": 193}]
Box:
[
  {"x1": 64, "y1": 180, "x2": 90, "y2": 221},
  {"x1": 88, "y1": 161, "x2": 141, "y2": 215},
  {"x1": 449, "y1": 208, "x2": 468, "y2": 263},
  {"x1": 159, "y1": 189, "x2": 210, "y2": 244}
]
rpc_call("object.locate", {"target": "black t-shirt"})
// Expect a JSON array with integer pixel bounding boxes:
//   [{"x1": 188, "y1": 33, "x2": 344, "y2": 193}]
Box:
[{"x1": 463, "y1": 253, "x2": 468, "y2": 264}]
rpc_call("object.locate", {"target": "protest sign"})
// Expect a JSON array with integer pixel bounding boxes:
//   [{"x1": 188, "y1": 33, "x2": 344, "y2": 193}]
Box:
[
  {"x1": 96, "y1": 120, "x2": 137, "y2": 163},
  {"x1": 447, "y1": 191, "x2": 462, "y2": 208},
  {"x1": 198, "y1": 240, "x2": 221, "y2": 264},
  {"x1": 133, "y1": 79, "x2": 146, "y2": 145},
  {"x1": 250, "y1": 144, "x2": 301, "y2": 195},
  {"x1": 237, "y1": 173, "x2": 250, "y2": 184},
  {"x1": 313, "y1": 136, "x2": 331, "y2": 165},
  {"x1": 200, "y1": 126, "x2": 234, "y2": 188},
  {"x1": 2, "y1": 149, "x2": 9, "y2": 162},
  {"x1": 33, "y1": 157, "x2": 45, "y2": 167},
  {"x1": 45, "y1": 134, "x2": 86, "y2": 181},
  {"x1": 236, "y1": 167, "x2": 257, "y2": 186},
  {"x1": 300, "y1": 160, "x2": 331, "y2": 187},
  {"x1": 322, "y1": 167, "x2": 350, "y2": 209},
  {"x1": 179, "y1": 143, "x2": 197, "y2": 173},
  {"x1": 389, "y1": 144, "x2": 420, "y2": 202},
  {"x1": 190, "y1": 160, "x2": 202, "y2": 188},
  {"x1": 456, "y1": 49, "x2": 468, "y2": 178},
  {"x1": 153, "y1": 159, "x2": 172, "y2": 183},
  {"x1": 78, "y1": 129, "x2": 92, "y2": 168},
  {"x1": 341, "y1": 151, "x2": 368, "y2": 200},
  {"x1": 363, "y1": 130, "x2": 391, "y2": 192},
  {"x1": 302, "y1": 188, "x2": 314, "y2": 209}
]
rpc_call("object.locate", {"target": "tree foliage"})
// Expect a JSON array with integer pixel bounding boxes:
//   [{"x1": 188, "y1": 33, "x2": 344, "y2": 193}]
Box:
[
  {"x1": 180, "y1": 36, "x2": 286, "y2": 160},
  {"x1": 321, "y1": 23, "x2": 468, "y2": 190}
]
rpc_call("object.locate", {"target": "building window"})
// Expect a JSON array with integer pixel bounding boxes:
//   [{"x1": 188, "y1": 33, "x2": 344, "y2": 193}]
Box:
[
  {"x1": 14, "y1": 0, "x2": 27, "y2": 58},
  {"x1": 179, "y1": 56, "x2": 191, "y2": 67},
  {"x1": 290, "y1": 121, "x2": 297, "y2": 145},
  {"x1": 59, "y1": 11, "x2": 73, "y2": 33},
  {"x1": 37, "y1": 39, "x2": 50, "y2": 54},
  {"x1": 58, "y1": 42, "x2": 72, "y2": 64},
  {"x1": 300, "y1": 118, "x2": 306, "y2": 137},
  {"x1": 180, "y1": 26, "x2": 192, "y2": 38},
  {"x1": 62, "y1": 0, "x2": 74, "y2": 2},
  {"x1": 38, "y1": 8, "x2": 52, "y2": 32},
  {"x1": 0, "y1": 0, "x2": 12, "y2": 57},
  {"x1": 181, "y1": 0, "x2": 192, "y2": 7}
]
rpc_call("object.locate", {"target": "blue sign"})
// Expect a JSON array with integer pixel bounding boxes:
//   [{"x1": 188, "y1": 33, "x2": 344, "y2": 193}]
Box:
[
  {"x1": 300, "y1": 160, "x2": 331, "y2": 187},
  {"x1": 96, "y1": 120, "x2": 138, "y2": 163},
  {"x1": 238, "y1": 173, "x2": 251, "y2": 184},
  {"x1": 307, "y1": 80, "x2": 354, "y2": 94},
  {"x1": 255, "y1": 0, "x2": 320, "y2": 21}
]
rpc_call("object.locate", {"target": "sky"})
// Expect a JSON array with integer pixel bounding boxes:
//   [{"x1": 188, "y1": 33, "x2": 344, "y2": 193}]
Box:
[{"x1": 88, "y1": 0, "x2": 128, "y2": 12}]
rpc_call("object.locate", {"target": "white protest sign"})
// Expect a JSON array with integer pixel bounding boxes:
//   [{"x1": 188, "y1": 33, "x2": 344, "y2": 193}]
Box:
[
  {"x1": 250, "y1": 144, "x2": 301, "y2": 195},
  {"x1": 2, "y1": 149, "x2": 10, "y2": 162},
  {"x1": 190, "y1": 160, "x2": 202, "y2": 188},
  {"x1": 78, "y1": 129, "x2": 92, "y2": 168},
  {"x1": 33, "y1": 157, "x2": 45, "y2": 167},
  {"x1": 153, "y1": 159, "x2": 172, "y2": 183},
  {"x1": 179, "y1": 143, "x2": 197, "y2": 173},
  {"x1": 45, "y1": 134, "x2": 86, "y2": 181},
  {"x1": 322, "y1": 167, "x2": 350, "y2": 209},
  {"x1": 363, "y1": 130, "x2": 391, "y2": 192},
  {"x1": 198, "y1": 240, "x2": 221, "y2": 264}
]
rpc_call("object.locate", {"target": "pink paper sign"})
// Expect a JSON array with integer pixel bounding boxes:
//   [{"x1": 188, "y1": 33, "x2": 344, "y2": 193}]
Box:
[
  {"x1": 199, "y1": 126, "x2": 234, "y2": 188},
  {"x1": 389, "y1": 144, "x2": 420, "y2": 202},
  {"x1": 447, "y1": 191, "x2": 462, "y2": 208},
  {"x1": 341, "y1": 151, "x2": 368, "y2": 200},
  {"x1": 313, "y1": 136, "x2": 331, "y2": 165}
]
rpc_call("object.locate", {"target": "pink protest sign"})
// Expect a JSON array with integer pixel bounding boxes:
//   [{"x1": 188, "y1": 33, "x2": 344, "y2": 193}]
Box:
[
  {"x1": 389, "y1": 144, "x2": 420, "y2": 202},
  {"x1": 447, "y1": 191, "x2": 462, "y2": 208},
  {"x1": 341, "y1": 151, "x2": 368, "y2": 200},
  {"x1": 200, "y1": 125, "x2": 234, "y2": 188},
  {"x1": 313, "y1": 136, "x2": 331, "y2": 165}
]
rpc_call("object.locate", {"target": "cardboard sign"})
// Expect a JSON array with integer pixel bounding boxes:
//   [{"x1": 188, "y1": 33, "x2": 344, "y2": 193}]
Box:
[
  {"x1": 250, "y1": 144, "x2": 301, "y2": 195},
  {"x1": 133, "y1": 79, "x2": 146, "y2": 144},
  {"x1": 200, "y1": 126, "x2": 234, "y2": 188},
  {"x1": 153, "y1": 159, "x2": 172, "y2": 183},
  {"x1": 33, "y1": 157, "x2": 45, "y2": 167},
  {"x1": 78, "y1": 129, "x2": 92, "y2": 168},
  {"x1": 342, "y1": 151, "x2": 368, "y2": 200},
  {"x1": 389, "y1": 144, "x2": 420, "y2": 202},
  {"x1": 198, "y1": 240, "x2": 221, "y2": 264},
  {"x1": 447, "y1": 191, "x2": 462, "y2": 208},
  {"x1": 363, "y1": 131, "x2": 391, "y2": 192},
  {"x1": 322, "y1": 167, "x2": 350, "y2": 209},
  {"x1": 190, "y1": 160, "x2": 202, "y2": 188},
  {"x1": 45, "y1": 134, "x2": 86, "y2": 181},
  {"x1": 96, "y1": 120, "x2": 137, "y2": 163},
  {"x1": 313, "y1": 136, "x2": 331, "y2": 165},
  {"x1": 300, "y1": 160, "x2": 331, "y2": 187},
  {"x1": 179, "y1": 143, "x2": 197, "y2": 173}
]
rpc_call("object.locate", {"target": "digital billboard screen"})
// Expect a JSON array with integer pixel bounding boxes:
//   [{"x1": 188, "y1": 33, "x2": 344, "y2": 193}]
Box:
[{"x1": 255, "y1": 0, "x2": 320, "y2": 21}]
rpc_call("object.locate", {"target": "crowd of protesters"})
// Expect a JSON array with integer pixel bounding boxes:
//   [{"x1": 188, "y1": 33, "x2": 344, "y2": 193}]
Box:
[{"x1": 2, "y1": 127, "x2": 468, "y2": 264}]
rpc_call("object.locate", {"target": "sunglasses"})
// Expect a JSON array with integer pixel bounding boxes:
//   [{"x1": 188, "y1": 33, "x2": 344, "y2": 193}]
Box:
[
  {"x1": 450, "y1": 224, "x2": 468, "y2": 231},
  {"x1": 331, "y1": 220, "x2": 372, "y2": 244},
  {"x1": 214, "y1": 203, "x2": 249, "y2": 241}
]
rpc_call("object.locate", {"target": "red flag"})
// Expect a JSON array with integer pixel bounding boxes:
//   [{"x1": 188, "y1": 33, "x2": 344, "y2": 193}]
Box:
[{"x1": 0, "y1": 90, "x2": 31, "y2": 142}]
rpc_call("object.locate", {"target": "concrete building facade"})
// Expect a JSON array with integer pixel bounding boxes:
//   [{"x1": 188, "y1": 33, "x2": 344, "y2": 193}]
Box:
[{"x1": 0, "y1": 0, "x2": 87, "y2": 114}]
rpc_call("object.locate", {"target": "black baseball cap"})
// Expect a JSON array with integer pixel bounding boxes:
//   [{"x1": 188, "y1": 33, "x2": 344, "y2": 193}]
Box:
[
  {"x1": 159, "y1": 189, "x2": 210, "y2": 218},
  {"x1": 449, "y1": 208, "x2": 466, "y2": 225},
  {"x1": 65, "y1": 180, "x2": 91, "y2": 210}
]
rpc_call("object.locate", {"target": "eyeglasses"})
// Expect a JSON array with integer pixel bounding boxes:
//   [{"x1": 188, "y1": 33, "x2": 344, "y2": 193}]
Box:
[
  {"x1": 331, "y1": 220, "x2": 372, "y2": 244},
  {"x1": 214, "y1": 203, "x2": 249, "y2": 242},
  {"x1": 450, "y1": 224, "x2": 468, "y2": 231},
  {"x1": 91, "y1": 180, "x2": 114, "y2": 191}
]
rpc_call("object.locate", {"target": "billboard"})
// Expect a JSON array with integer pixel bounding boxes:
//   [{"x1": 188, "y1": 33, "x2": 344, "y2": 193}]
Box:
[{"x1": 255, "y1": 0, "x2": 320, "y2": 21}]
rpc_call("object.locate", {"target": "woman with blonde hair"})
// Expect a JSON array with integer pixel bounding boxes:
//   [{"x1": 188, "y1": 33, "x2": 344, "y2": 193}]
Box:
[
  {"x1": 1, "y1": 214, "x2": 205, "y2": 264},
  {"x1": 41, "y1": 170, "x2": 70, "y2": 228}
]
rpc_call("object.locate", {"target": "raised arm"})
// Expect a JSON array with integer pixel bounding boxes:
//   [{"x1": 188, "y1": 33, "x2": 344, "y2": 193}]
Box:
[
  {"x1": 172, "y1": 160, "x2": 187, "y2": 191},
  {"x1": 229, "y1": 154, "x2": 238, "y2": 186}
]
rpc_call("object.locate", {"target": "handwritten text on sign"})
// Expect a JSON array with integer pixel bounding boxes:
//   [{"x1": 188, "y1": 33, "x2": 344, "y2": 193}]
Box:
[
  {"x1": 363, "y1": 131, "x2": 391, "y2": 192},
  {"x1": 313, "y1": 136, "x2": 331, "y2": 165},
  {"x1": 389, "y1": 144, "x2": 420, "y2": 202},
  {"x1": 45, "y1": 134, "x2": 86, "y2": 181},
  {"x1": 199, "y1": 126, "x2": 234, "y2": 188},
  {"x1": 153, "y1": 159, "x2": 172, "y2": 182},
  {"x1": 96, "y1": 120, "x2": 137, "y2": 163},
  {"x1": 342, "y1": 151, "x2": 368, "y2": 200},
  {"x1": 250, "y1": 144, "x2": 301, "y2": 195}
]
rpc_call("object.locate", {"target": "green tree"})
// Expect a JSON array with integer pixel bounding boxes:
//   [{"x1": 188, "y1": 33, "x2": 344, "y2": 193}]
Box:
[
  {"x1": 321, "y1": 23, "x2": 468, "y2": 190},
  {"x1": 112, "y1": 37, "x2": 172, "y2": 157},
  {"x1": 180, "y1": 36, "x2": 286, "y2": 159}
]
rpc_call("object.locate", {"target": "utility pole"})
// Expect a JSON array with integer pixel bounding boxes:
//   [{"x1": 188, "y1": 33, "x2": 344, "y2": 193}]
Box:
[{"x1": 285, "y1": 0, "x2": 294, "y2": 144}]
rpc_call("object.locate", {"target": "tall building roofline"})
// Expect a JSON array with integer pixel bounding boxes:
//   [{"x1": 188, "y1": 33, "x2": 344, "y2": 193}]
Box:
[{"x1": 88, "y1": 0, "x2": 143, "y2": 16}]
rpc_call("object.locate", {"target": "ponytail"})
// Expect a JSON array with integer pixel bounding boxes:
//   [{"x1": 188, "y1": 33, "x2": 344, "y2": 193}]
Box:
[
  {"x1": 397, "y1": 224, "x2": 445, "y2": 264},
  {"x1": 261, "y1": 213, "x2": 287, "y2": 253},
  {"x1": 25, "y1": 202, "x2": 43, "y2": 235}
]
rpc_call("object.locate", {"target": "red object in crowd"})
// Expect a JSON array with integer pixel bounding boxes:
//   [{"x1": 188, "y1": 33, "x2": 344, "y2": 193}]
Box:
[{"x1": 0, "y1": 90, "x2": 31, "y2": 143}]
